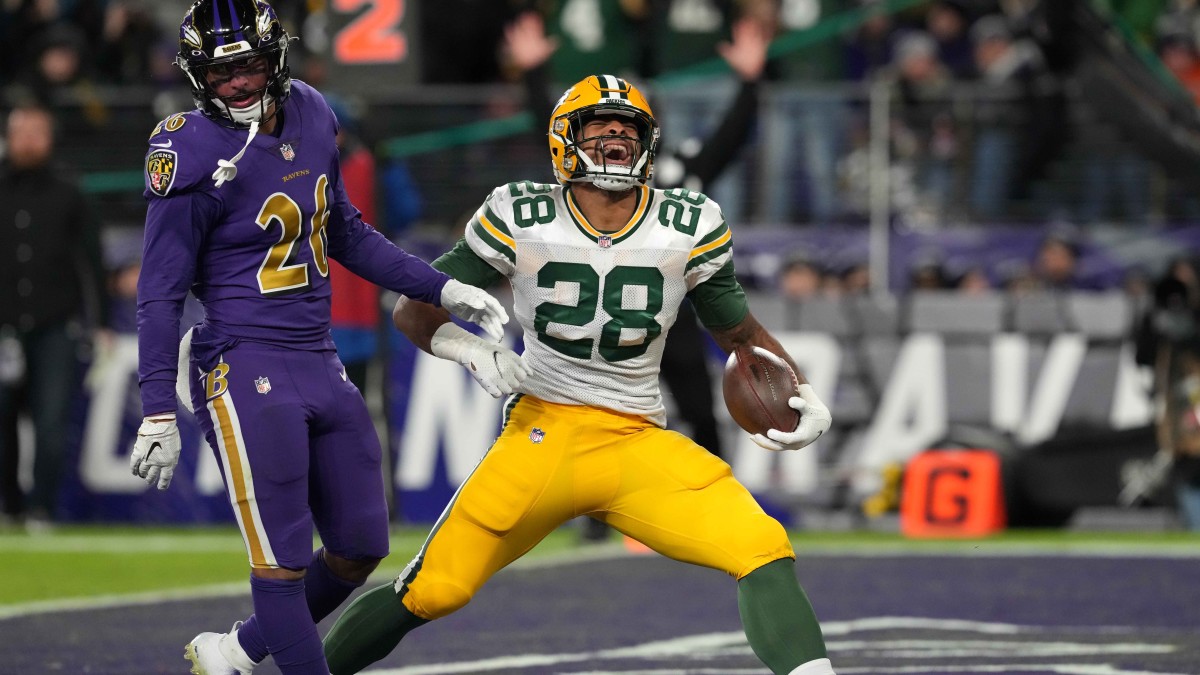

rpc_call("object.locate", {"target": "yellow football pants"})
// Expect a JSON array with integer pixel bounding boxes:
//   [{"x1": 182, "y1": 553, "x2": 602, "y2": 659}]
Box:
[{"x1": 399, "y1": 395, "x2": 795, "y2": 621}]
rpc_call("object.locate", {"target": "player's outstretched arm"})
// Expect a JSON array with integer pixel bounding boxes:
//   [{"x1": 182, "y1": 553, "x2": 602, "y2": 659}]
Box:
[
  {"x1": 710, "y1": 312, "x2": 831, "y2": 451},
  {"x1": 394, "y1": 296, "x2": 529, "y2": 398}
]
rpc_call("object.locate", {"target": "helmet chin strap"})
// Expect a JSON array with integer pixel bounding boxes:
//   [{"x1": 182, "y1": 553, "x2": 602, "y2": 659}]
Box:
[{"x1": 222, "y1": 92, "x2": 275, "y2": 126}]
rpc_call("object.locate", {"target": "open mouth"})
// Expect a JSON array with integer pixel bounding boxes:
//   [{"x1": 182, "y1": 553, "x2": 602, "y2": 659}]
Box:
[
  {"x1": 601, "y1": 142, "x2": 632, "y2": 165},
  {"x1": 226, "y1": 93, "x2": 260, "y2": 108}
]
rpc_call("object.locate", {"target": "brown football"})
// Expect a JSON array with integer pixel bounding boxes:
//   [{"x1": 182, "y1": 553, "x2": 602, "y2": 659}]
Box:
[{"x1": 722, "y1": 346, "x2": 801, "y2": 436}]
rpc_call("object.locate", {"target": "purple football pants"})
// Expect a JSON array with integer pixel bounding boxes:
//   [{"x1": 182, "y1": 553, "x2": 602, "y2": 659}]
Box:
[{"x1": 188, "y1": 343, "x2": 390, "y2": 569}]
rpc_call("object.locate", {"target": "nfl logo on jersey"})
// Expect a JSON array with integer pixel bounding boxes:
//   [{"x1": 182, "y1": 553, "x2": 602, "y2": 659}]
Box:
[
  {"x1": 255, "y1": 376, "x2": 272, "y2": 394},
  {"x1": 529, "y1": 427, "x2": 545, "y2": 444},
  {"x1": 279, "y1": 143, "x2": 295, "y2": 161},
  {"x1": 598, "y1": 235, "x2": 612, "y2": 249}
]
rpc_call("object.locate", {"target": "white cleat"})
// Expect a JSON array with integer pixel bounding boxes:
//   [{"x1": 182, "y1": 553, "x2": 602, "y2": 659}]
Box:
[{"x1": 184, "y1": 623, "x2": 256, "y2": 675}]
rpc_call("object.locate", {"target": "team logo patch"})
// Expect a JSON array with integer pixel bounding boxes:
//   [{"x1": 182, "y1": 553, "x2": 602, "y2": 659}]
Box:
[
  {"x1": 255, "y1": 376, "x2": 272, "y2": 394},
  {"x1": 529, "y1": 427, "x2": 545, "y2": 444},
  {"x1": 279, "y1": 143, "x2": 295, "y2": 161},
  {"x1": 598, "y1": 235, "x2": 612, "y2": 249},
  {"x1": 146, "y1": 149, "x2": 178, "y2": 196}
]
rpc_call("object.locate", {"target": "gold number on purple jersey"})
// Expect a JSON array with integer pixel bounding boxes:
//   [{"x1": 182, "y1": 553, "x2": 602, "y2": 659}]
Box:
[
  {"x1": 309, "y1": 175, "x2": 330, "y2": 277},
  {"x1": 255, "y1": 175, "x2": 331, "y2": 294}
]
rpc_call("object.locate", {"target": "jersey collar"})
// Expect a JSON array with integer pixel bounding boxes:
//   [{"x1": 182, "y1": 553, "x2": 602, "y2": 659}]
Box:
[{"x1": 564, "y1": 184, "x2": 652, "y2": 246}]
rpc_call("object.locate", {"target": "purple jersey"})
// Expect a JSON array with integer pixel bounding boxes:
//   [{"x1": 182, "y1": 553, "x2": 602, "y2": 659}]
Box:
[{"x1": 137, "y1": 81, "x2": 449, "y2": 415}]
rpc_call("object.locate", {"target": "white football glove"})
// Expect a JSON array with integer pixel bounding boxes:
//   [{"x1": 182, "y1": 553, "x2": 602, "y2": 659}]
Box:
[
  {"x1": 440, "y1": 279, "x2": 508, "y2": 343},
  {"x1": 430, "y1": 322, "x2": 530, "y2": 398},
  {"x1": 131, "y1": 414, "x2": 182, "y2": 490},
  {"x1": 751, "y1": 384, "x2": 832, "y2": 452}
]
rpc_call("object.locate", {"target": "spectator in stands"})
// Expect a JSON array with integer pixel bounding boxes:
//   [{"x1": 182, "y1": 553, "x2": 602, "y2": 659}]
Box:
[
  {"x1": 1158, "y1": 28, "x2": 1200, "y2": 105},
  {"x1": 840, "y1": 261, "x2": 872, "y2": 296},
  {"x1": 967, "y1": 14, "x2": 1038, "y2": 220},
  {"x1": 927, "y1": 0, "x2": 975, "y2": 78},
  {"x1": 889, "y1": 30, "x2": 960, "y2": 226},
  {"x1": 8, "y1": 23, "x2": 110, "y2": 127},
  {"x1": 953, "y1": 264, "x2": 994, "y2": 294},
  {"x1": 779, "y1": 257, "x2": 825, "y2": 301},
  {"x1": 843, "y1": 0, "x2": 897, "y2": 81},
  {"x1": 909, "y1": 252, "x2": 950, "y2": 290},
  {"x1": 0, "y1": 104, "x2": 109, "y2": 531},
  {"x1": 1155, "y1": 27, "x2": 1200, "y2": 220},
  {"x1": 752, "y1": 0, "x2": 845, "y2": 225},
  {"x1": 998, "y1": 258, "x2": 1037, "y2": 294},
  {"x1": 1031, "y1": 231, "x2": 1100, "y2": 291},
  {"x1": 1144, "y1": 257, "x2": 1200, "y2": 530},
  {"x1": 14, "y1": 23, "x2": 88, "y2": 99},
  {"x1": 326, "y1": 99, "x2": 387, "y2": 393},
  {"x1": 93, "y1": 0, "x2": 161, "y2": 85}
]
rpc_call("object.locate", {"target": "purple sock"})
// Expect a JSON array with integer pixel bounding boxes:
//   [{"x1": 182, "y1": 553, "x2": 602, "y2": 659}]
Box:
[
  {"x1": 237, "y1": 548, "x2": 364, "y2": 663},
  {"x1": 247, "y1": 575, "x2": 328, "y2": 674},
  {"x1": 305, "y1": 548, "x2": 365, "y2": 622}
]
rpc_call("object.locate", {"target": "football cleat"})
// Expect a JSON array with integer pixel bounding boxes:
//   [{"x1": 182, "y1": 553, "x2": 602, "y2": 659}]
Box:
[{"x1": 184, "y1": 623, "x2": 256, "y2": 675}]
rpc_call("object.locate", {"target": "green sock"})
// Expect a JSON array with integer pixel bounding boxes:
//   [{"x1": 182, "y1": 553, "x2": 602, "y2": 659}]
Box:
[
  {"x1": 323, "y1": 582, "x2": 429, "y2": 675},
  {"x1": 737, "y1": 558, "x2": 828, "y2": 674}
]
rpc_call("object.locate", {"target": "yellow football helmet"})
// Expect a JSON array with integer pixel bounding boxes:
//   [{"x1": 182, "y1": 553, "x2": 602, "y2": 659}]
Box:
[{"x1": 548, "y1": 74, "x2": 659, "y2": 191}]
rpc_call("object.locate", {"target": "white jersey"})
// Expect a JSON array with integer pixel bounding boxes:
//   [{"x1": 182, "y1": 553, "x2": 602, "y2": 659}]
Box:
[{"x1": 463, "y1": 181, "x2": 734, "y2": 426}]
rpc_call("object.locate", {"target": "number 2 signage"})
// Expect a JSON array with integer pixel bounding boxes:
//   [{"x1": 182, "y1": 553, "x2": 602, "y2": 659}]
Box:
[{"x1": 332, "y1": 0, "x2": 407, "y2": 64}]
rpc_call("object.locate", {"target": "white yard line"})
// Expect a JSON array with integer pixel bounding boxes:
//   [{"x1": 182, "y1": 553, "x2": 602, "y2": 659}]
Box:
[{"x1": 367, "y1": 618, "x2": 1188, "y2": 675}]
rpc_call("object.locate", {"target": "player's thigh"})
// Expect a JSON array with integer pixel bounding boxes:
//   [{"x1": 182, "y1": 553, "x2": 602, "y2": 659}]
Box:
[
  {"x1": 608, "y1": 428, "x2": 794, "y2": 579},
  {"x1": 192, "y1": 349, "x2": 315, "y2": 569},
  {"x1": 308, "y1": 355, "x2": 389, "y2": 561},
  {"x1": 402, "y1": 401, "x2": 575, "y2": 618}
]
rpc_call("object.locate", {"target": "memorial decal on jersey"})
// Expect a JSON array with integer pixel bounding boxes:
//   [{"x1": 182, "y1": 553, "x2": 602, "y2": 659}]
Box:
[{"x1": 146, "y1": 148, "x2": 178, "y2": 196}]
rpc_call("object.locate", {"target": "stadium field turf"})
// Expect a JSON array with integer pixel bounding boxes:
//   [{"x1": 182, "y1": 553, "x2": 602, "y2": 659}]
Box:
[{"x1": 2, "y1": 525, "x2": 1197, "y2": 606}]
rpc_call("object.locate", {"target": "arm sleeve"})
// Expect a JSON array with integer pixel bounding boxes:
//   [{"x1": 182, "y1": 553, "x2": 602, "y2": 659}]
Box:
[
  {"x1": 136, "y1": 192, "x2": 213, "y2": 415},
  {"x1": 432, "y1": 238, "x2": 506, "y2": 288},
  {"x1": 679, "y1": 79, "x2": 759, "y2": 189},
  {"x1": 688, "y1": 261, "x2": 749, "y2": 331},
  {"x1": 325, "y1": 167, "x2": 450, "y2": 305}
]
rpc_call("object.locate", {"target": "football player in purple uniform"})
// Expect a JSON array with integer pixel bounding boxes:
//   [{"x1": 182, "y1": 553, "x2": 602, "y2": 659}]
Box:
[{"x1": 129, "y1": 1, "x2": 521, "y2": 673}]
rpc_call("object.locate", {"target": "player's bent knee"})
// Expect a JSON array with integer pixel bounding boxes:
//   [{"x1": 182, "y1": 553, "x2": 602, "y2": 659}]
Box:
[
  {"x1": 409, "y1": 580, "x2": 475, "y2": 620},
  {"x1": 732, "y1": 516, "x2": 794, "y2": 578},
  {"x1": 325, "y1": 552, "x2": 382, "y2": 583}
]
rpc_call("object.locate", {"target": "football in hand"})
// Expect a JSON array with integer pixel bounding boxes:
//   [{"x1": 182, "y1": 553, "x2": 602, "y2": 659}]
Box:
[{"x1": 722, "y1": 346, "x2": 801, "y2": 436}]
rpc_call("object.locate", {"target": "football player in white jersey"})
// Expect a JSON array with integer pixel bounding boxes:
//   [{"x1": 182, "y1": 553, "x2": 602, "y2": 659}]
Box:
[{"x1": 321, "y1": 75, "x2": 836, "y2": 675}]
